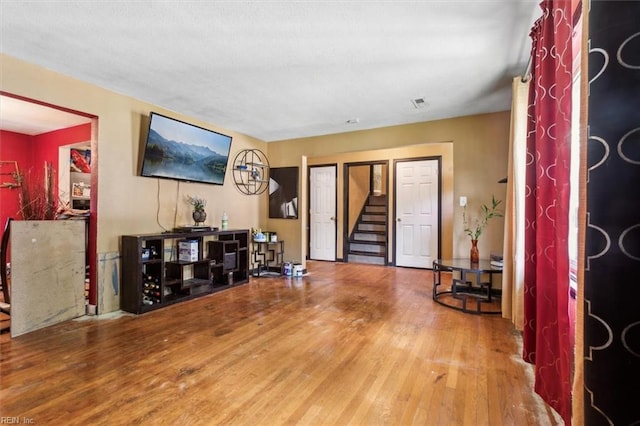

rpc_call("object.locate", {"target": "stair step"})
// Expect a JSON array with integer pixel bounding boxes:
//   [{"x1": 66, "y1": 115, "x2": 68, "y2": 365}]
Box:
[
  {"x1": 357, "y1": 223, "x2": 386, "y2": 232},
  {"x1": 362, "y1": 214, "x2": 386, "y2": 223},
  {"x1": 348, "y1": 253, "x2": 386, "y2": 265},
  {"x1": 352, "y1": 232, "x2": 386, "y2": 243},
  {"x1": 348, "y1": 194, "x2": 388, "y2": 266},
  {"x1": 368, "y1": 195, "x2": 387, "y2": 206},
  {"x1": 365, "y1": 205, "x2": 386, "y2": 214},
  {"x1": 349, "y1": 242, "x2": 386, "y2": 254}
]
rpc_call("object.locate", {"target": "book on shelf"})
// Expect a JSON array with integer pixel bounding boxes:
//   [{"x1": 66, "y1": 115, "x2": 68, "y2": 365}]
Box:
[{"x1": 490, "y1": 260, "x2": 504, "y2": 268}]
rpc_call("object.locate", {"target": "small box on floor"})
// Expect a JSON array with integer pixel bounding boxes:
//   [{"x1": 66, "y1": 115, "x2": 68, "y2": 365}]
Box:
[
  {"x1": 282, "y1": 262, "x2": 292, "y2": 276},
  {"x1": 179, "y1": 240, "x2": 199, "y2": 262}
]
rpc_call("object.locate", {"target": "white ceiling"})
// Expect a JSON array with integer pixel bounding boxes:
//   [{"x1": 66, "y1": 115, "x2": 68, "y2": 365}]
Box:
[
  {"x1": 0, "y1": 96, "x2": 91, "y2": 136},
  {"x1": 0, "y1": 1, "x2": 540, "y2": 141}
]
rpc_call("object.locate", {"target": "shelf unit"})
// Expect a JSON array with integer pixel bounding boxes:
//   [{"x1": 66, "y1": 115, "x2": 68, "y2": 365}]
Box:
[
  {"x1": 121, "y1": 229, "x2": 249, "y2": 314},
  {"x1": 208, "y1": 239, "x2": 240, "y2": 286},
  {"x1": 251, "y1": 240, "x2": 284, "y2": 276},
  {"x1": 70, "y1": 171, "x2": 90, "y2": 210}
]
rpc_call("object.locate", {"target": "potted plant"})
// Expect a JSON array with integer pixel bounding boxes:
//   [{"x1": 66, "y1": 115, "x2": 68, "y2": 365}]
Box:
[
  {"x1": 186, "y1": 195, "x2": 207, "y2": 225},
  {"x1": 462, "y1": 195, "x2": 503, "y2": 263}
]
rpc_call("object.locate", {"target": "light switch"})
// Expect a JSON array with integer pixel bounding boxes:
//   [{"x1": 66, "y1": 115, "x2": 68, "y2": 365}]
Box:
[{"x1": 459, "y1": 196, "x2": 467, "y2": 207}]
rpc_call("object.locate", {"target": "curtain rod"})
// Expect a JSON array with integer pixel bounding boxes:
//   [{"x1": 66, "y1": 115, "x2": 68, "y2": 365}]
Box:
[{"x1": 521, "y1": 55, "x2": 532, "y2": 83}]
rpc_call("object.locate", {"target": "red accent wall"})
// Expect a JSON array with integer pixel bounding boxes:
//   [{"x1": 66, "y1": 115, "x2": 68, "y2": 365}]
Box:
[
  {"x1": 0, "y1": 123, "x2": 91, "y2": 225},
  {"x1": 0, "y1": 130, "x2": 34, "y2": 224},
  {"x1": 33, "y1": 124, "x2": 92, "y2": 195}
]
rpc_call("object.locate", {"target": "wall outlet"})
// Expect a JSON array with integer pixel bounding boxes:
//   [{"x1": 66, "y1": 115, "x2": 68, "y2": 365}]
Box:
[{"x1": 459, "y1": 196, "x2": 467, "y2": 207}]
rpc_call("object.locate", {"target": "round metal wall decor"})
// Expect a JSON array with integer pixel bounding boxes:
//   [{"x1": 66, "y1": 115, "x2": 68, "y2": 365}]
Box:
[{"x1": 232, "y1": 149, "x2": 270, "y2": 195}]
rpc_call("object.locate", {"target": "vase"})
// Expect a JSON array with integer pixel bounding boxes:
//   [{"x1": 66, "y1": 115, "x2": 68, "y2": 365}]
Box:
[
  {"x1": 192, "y1": 210, "x2": 207, "y2": 225},
  {"x1": 470, "y1": 239, "x2": 479, "y2": 263}
]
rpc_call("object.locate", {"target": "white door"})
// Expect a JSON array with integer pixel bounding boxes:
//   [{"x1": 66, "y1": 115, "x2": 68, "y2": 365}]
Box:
[
  {"x1": 310, "y1": 165, "x2": 336, "y2": 261},
  {"x1": 395, "y1": 159, "x2": 439, "y2": 268}
]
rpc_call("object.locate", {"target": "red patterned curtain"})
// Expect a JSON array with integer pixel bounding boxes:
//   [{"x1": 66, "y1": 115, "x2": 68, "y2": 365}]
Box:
[{"x1": 523, "y1": 1, "x2": 574, "y2": 424}]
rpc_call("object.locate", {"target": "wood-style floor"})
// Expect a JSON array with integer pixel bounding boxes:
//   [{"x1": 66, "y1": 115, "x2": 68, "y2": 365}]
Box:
[{"x1": 0, "y1": 261, "x2": 560, "y2": 425}]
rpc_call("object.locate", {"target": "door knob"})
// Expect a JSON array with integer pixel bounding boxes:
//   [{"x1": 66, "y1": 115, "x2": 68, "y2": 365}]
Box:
[
  {"x1": 330, "y1": 217, "x2": 335, "y2": 221},
  {"x1": 397, "y1": 218, "x2": 401, "y2": 222}
]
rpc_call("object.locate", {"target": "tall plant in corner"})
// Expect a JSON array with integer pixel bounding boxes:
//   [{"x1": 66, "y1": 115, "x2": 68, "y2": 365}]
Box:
[{"x1": 463, "y1": 195, "x2": 503, "y2": 262}]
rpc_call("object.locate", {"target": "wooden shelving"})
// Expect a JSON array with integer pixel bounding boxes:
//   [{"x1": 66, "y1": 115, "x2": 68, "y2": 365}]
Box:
[{"x1": 121, "y1": 229, "x2": 249, "y2": 314}]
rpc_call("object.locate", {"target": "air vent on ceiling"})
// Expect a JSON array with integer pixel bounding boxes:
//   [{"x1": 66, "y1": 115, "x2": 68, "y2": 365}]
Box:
[{"x1": 411, "y1": 97, "x2": 428, "y2": 109}]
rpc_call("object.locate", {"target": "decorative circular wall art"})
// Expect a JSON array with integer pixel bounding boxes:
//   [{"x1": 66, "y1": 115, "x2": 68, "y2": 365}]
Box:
[{"x1": 232, "y1": 149, "x2": 270, "y2": 195}]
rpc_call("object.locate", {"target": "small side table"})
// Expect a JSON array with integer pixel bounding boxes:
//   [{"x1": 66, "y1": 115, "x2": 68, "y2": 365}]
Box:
[
  {"x1": 432, "y1": 259, "x2": 502, "y2": 314},
  {"x1": 251, "y1": 240, "x2": 284, "y2": 276}
]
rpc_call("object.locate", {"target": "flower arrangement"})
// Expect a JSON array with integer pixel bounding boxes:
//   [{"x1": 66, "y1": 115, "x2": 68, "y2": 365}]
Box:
[
  {"x1": 463, "y1": 195, "x2": 503, "y2": 240},
  {"x1": 186, "y1": 195, "x2": 206, "y2": 212}
]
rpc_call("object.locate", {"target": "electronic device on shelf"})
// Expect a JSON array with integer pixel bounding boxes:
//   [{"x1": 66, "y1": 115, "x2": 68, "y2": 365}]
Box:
[{"x1": 173, "y1": 226, "x2": 218, "y2": 233}]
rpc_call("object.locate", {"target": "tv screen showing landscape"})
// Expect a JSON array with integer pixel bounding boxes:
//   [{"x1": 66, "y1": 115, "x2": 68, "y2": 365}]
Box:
[{"x1": 140, "y1": 112, "x2": 233, "y2": 185}]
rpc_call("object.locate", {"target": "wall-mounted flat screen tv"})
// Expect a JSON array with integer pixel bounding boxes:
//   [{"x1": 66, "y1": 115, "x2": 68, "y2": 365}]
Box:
[{"x1": 139, "y1": 112, "x2": 233, "y2": 185}]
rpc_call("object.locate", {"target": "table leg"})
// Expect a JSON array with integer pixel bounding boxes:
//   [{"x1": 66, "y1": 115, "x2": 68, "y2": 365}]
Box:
[{"x1": 432, "y1": 262, "x2": 439, "y2": 299}]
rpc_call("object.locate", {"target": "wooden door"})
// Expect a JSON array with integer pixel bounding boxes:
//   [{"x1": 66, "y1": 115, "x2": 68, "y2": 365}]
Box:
[
  {"x1": 395, "y1": 159, "x2": 440, "y2": 268},
  {"x1": 309, "y1": 165, "x2": 337, "y2": 261}
]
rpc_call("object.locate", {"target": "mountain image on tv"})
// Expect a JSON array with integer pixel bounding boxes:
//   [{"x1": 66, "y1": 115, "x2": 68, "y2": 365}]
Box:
[{"x1": 141, "y1": 116, "x2": 232, "y2": 185}]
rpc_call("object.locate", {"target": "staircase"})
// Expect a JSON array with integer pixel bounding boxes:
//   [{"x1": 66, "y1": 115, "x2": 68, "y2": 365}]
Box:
[{"x1": 347, "y1": 194, "x2": 387, "y2": 265}]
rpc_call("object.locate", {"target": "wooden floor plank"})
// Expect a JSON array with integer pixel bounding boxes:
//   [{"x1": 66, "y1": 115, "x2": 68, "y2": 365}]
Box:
[{"x1": 0, "y1": 261, "x2": 561, "y2": 425}]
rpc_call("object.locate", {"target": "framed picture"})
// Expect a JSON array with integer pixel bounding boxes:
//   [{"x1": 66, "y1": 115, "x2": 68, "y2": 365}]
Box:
[
  {"x1": 70, "y1": 148, "x2": 91, "y2": 173},
  {"x1": 72, "y1": 182, "x2": 90, "y2": 198},
  {"x1": 269, "y1": 167, "x2": 299, "y2": 219}
]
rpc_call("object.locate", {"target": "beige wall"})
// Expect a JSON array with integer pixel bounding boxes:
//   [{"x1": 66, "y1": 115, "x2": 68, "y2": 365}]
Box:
[
  {"x1": 1, "y1": 54, "x2": 266, "y2": 313},
  {"x1": 2, "y1": 53, "x2": 509, "y2": 313},
  {"x1": 267, "y1": 112, "x2": 509, "y2": 266},
  {"x1": 282, "y1": 142, "x2": 455, "y2": 264}
]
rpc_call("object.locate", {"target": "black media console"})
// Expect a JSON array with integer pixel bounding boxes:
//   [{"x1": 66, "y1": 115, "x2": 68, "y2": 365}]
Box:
[{"x1": 120, "y1": 229, "x2": 249, "y2": 314}]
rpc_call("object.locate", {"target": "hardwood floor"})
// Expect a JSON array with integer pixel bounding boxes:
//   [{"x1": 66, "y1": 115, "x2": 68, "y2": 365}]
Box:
[{"x1": 0, "y1": 261, "x2": 560, "y2": 425}]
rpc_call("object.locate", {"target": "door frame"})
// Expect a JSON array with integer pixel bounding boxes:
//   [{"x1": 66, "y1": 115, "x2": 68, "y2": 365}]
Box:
[
  {"x1": 0, "y1": 90, "x2": 99, "y2": 313},
  {"x1": 343, "y1": 160, "x2": 389, "y2": 264},
  {"x1": 392, "y1": 156, "x2": 442, "y2": 267},
  {"x1": 307, "y1": 163, "x2": 338, "y2": 261}
]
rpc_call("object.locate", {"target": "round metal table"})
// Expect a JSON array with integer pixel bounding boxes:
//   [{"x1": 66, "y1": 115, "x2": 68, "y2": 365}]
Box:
[{"x1": 432, "y1": 259, "x2": 503, "y2": 314}]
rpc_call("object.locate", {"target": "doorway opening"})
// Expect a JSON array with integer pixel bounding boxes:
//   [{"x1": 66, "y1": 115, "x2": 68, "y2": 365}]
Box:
[
  {"x1": 344, "y1": 161, "x2": 389, "y2": 265},
  {"x1": 0, "y1": 91, "x2": 99, "y2": 334}
]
